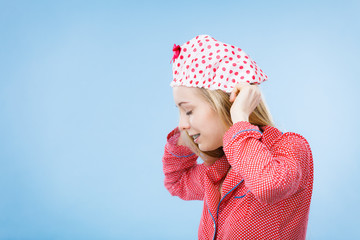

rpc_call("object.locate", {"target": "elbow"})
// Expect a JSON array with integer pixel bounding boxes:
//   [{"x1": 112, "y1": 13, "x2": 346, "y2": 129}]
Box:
[
  {"x1": 164, "y1": 180, "x2": 178, "y2": 196},
  {"x1": 251, "y1": 176, "x2": 302, "y2": 205},
  {"x1": 164, "y1": 180, "x2": 187, "y2": 199},
  {"x1": 254, "y1": 163, "x2": 303, "y2": 204},
  {"x1": 251, "y1": 187, "x2": 290, "y2": 205},
  {"x1": 164, "y1": 180, "x2": 203, "y2": 200}
]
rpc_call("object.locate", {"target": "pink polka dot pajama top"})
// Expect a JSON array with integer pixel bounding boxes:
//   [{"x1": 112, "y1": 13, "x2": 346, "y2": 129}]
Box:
[{"x1": 162, "y1": 121, "x2": 313, "y2": 240}]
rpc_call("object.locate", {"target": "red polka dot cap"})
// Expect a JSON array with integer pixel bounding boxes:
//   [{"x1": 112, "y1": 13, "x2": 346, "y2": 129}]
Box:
[{"x1": 170, "y1": 35, "x2": 268, "y2": 93}]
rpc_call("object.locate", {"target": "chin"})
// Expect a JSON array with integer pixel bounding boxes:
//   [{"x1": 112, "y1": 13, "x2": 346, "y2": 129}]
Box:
[
  {"x1": 199, "y1": 144, "x2": 218, "y2": 152},
  {"x1": 198, "y1": 144, "x2": 208, "y2": 151}
]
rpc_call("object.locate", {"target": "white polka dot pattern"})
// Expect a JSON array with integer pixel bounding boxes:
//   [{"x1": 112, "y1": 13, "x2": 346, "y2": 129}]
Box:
[
  {"x1": 162, "y1": 121, "x2": 313, "y2": 239},
  {"x1": 170, "y1": 35, "x2": 268, "y2": 93}
]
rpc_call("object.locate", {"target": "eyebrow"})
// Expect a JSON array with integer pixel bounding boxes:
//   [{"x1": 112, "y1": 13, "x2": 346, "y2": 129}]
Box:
[{"x1": 175, "y1": 101, "x2": 188, "y2": 108}]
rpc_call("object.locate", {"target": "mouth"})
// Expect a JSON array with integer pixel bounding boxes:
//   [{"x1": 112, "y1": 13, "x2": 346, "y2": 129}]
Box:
[{"x1": 191, "y1": 134, "x2": 200, "y2": 143}]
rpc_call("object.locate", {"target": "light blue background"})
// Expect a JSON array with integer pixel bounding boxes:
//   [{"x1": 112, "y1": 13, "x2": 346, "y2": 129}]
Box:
[{"x1": 1, "y1": 0, "x2": 359, "y2": 239}]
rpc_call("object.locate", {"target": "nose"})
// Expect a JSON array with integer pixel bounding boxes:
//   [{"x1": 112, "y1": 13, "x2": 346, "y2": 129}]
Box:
[{"x1": 178, "y1": 114, "x2": 190, "y2": 131}]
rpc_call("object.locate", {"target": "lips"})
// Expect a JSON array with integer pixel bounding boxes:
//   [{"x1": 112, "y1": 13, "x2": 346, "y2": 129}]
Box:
[{"x1": 191, "y1": 134, "x2": 200, "y2": 143}]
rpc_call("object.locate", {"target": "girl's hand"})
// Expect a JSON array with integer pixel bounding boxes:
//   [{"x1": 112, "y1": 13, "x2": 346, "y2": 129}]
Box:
[
  {"x1": 177, "y1": 129, "x2": 188, "y2": 146},
  {"x1": 229, "y1": 83, "x2": 261, "y2": 124}
]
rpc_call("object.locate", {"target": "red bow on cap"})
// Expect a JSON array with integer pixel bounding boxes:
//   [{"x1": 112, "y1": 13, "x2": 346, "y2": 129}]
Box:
[{"x1": 170, "y1": 44, "x2": 181, "y2": 63}]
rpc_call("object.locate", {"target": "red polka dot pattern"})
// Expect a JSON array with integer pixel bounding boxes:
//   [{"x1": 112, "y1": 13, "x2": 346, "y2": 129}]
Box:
[
  {"x1": 170, "y1": 35, "x2": 268, "y2": 93},
  {"x1": 163, "y1": 121, "x2": 313, "y2": 239}
]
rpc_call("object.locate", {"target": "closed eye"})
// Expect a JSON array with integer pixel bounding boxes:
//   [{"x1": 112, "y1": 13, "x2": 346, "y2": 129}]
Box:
[{"x1": 186, "y1": 110, "x2": 192, "y2": 116}]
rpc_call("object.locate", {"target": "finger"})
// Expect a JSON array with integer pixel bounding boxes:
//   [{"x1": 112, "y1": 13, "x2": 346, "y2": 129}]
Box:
[
  {"x1": 230, "y1": 82, "x2": 248, "y2": 102},
  {"x1": 229, "y1": 88, "x2": 236, "y2": 102},
  {"x1": 230, "y1": 87, "x2": 240, "y2": 102}
]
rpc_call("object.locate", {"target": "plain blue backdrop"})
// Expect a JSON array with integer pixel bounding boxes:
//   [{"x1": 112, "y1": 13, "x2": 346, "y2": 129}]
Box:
[{"x1": 1, "y1": 0, "x2": 359, "y2": 239}]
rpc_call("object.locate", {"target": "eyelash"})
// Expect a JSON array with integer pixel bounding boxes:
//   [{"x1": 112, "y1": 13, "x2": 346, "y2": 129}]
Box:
[{"x1": 186, "y1": 110, "x2": 192, "y2": 116}]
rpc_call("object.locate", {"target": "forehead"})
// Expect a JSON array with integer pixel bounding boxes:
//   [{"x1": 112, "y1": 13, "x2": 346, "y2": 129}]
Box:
[{"x1": 173, "y1": 86, "x2": 203, "y2": 105}]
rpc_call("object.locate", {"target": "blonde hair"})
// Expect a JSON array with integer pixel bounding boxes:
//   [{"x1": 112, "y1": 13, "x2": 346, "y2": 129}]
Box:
[{"x1": 184, "y1": 86, "x2": 275, "y2": 160}]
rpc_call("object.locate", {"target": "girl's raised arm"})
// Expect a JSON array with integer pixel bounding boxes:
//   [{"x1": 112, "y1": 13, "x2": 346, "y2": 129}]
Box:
[
  {"x1": 223, "y1": 121, "x2": 313, "y2": 205},
  {"x1": 162, "y1": 127, "x2": 207, "y2": 201}
]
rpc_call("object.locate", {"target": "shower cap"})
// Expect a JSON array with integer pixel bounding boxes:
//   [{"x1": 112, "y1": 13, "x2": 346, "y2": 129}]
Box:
[{"x1": 170, "y1": 34, "x2": 268, "y2": 93}]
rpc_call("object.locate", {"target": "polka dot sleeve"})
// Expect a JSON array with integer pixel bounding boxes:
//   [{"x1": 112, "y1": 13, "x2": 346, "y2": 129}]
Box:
[
  {"x1": 223, "y1": 121, "x2": 311, "y2": 204},
  {"x1": 162, "y1": 127, "x2": 206, "y2": 200}
]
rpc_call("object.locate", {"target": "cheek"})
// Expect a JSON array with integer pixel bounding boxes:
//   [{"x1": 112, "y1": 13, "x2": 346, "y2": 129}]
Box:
[
  {"x1": 208, "y1": 116, "x2": 226, "y2": 138},
  {"x1": 189, "y1": 113, "x2": 199, "y2": 125}
]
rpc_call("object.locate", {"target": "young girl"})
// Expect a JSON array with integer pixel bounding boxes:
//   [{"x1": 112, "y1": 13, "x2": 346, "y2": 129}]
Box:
[{"x1": 163, "y1": 35, "x2": 313, "y2": 240}]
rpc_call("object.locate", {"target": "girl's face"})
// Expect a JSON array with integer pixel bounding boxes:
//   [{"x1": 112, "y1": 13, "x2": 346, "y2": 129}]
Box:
[{"x1": 173, "y1": 86, "x2": 228, "y2": 152}]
